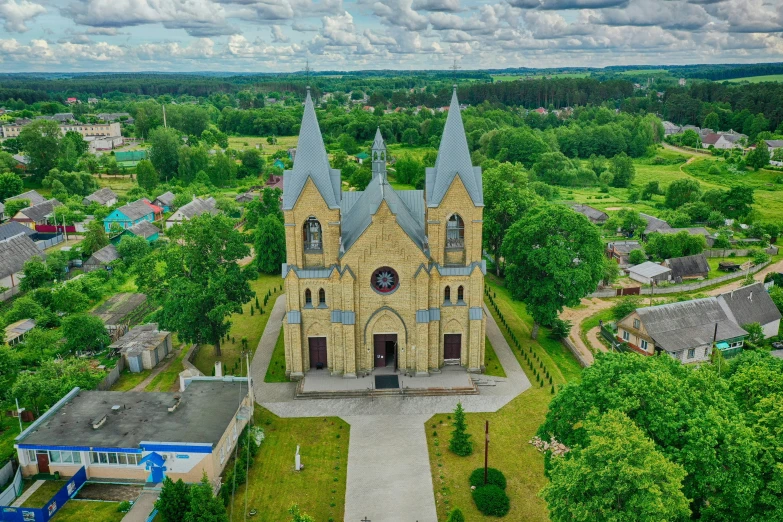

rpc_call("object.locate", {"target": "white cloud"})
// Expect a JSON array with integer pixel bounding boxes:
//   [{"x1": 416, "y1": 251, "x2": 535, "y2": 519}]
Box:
[
  {"x1": 0, "y1": 0, "x2": 45, "y2": 32},
  {"x1": 271, "y1": 24, "x2": 289, "y2": 42}
]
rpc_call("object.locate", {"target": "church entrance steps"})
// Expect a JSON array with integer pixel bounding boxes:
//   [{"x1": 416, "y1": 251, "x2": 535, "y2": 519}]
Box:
[{"x1": 294, "y1": 378, "x2": 479, "y2": 400}]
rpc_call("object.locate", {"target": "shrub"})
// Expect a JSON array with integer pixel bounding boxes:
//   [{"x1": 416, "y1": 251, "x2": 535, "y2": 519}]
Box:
[
  {"x1": 470, "y1": 467, "x2": 507, "y2": 490},
  {"x1": 118, "y1": 501, "x2": 131, "y2": 513},
  {"x1": 446, "y1": 507, "x2": 466, "y2": 522},
  {"x1": 472, "y1": 484, "x2": 510, "y2": 517}
]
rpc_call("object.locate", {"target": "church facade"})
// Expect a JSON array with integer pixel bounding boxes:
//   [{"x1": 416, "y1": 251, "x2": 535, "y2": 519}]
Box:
[{"x1": 281, "y1": 86, "x2": 486, "y2": 379}]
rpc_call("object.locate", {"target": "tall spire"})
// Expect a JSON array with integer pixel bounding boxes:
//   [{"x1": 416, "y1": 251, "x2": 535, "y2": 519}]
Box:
[
  {"x1": 282, "y1": 86, "x2": 341, "y2": 210},
  {"x1": 371, "y1": 127, "x2": 387, "y2": 180},
  {"x1": 427, "y1": 86, "x2": 482, "y2": 207}
]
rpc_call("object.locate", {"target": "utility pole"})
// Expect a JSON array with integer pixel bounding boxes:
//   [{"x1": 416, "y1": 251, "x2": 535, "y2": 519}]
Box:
[
  {"x1": 484, "y1": 420, "x2": 489, "y2": 485},
  {"x1": 162, "y1": 105, "x2": 167, "y2": 128},
  {"x1": 15, "y1": 398, "x2": 24, "y2": 434},
  {"x1": 450, "y1": 58, "x2": 461, "y2": 84}
]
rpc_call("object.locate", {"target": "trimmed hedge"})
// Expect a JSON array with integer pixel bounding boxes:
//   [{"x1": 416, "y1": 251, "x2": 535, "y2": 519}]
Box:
[
  {"x1": 469, "y1": 467, "x2": 507, "y2": 490},
  {"x1": 472, "y1": 484, "x2": 510, "y2": 517}
]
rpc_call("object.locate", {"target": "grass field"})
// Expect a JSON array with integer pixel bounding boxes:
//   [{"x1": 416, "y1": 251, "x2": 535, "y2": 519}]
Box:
[
  {"x1": 192, "y1": 273, "x2": 283, "y2": 377},
  {"x1": 22, "y1": 480, "x2": 66, "y2": 508},
  {"x1": 228, "y1": 135, "x2": 297, "y2": 156},
  {"x1": 264, "y1": 328, "x2": 288, "y2": 383},
  {"x1": 483, "y1": 335, "x2": 506, "y2": 378},
  {"x1": 227, "y1": 408, "x2": 349, "y2": 522},
  {"x1": 426, "y1": 276, "x2": 583, "y2": 521},
  {"x1": 95, "y1": 174, "x2": 138, "y2": 198},
  {"x1": 51, "y1": 500, "x2": 124, "y2": 522},
  {"x1": 727, "y1": 74, "x2": 783, "y2": 83}
]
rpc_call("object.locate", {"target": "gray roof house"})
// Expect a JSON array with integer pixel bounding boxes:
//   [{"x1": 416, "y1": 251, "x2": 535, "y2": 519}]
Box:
[
  {"x1": 617, "y1": 298, "x2": 748, "y2": 363},
  {"x1": 126, "y1": 220, "x2": 160, "y2": 241},
  {"x1": 84, "y1": 244, "x2": 119, "y2": 272},
  {"x1": 606, "y1": 240, "x2": 642, "y2": 267},
  {"x1": 11, "y1": 199, "x2": 63, "y2": 226},
  {"x1": 664, "y1": 253, "x2": 710, "y2": 281},
  {"x1": 153, "y1": 191, "x2": 176, "y2": 210},
  {"x1": 627, "y1": 261, "x2": 671, "y2": 285},
  {"x1": 718, "y1": 283, "x2": 782, "y2": 339},
  {"x1": 570, "y1": 204, "x2": 608, "y2": 224},
  {"x1": 0, "y1": 234, "x2": 44, "y2": 289},
  {"x1": 82, "y1": 187, "x2": 118, "y2": 207},
  {"x1": 640, "y1": 213, "x2": 672, "y2": 235},
  {"x1": 0, "y1": 221, "x2": 35, "y2": 241},
  {"x1": 165, "y1": 197, "x2": 218, "y2": 229},
  {"x1": 6, "y1": 190, "x2": 47, "y2": 207}
]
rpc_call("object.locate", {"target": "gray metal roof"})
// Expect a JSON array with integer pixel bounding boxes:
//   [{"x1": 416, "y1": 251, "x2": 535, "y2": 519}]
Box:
[
  {"x1": 154, "y1": 191, "x2": 175, "y2": 206},
  {"x1": 0, "y1": 221, "x2": 35, "y2": 241},
  {"x1": 110, "y1": 323, "x2": 170, "y2": 353},
  {"x1": 117, "y1": 200, "x2": 154, "y2": 221},
  {"x1": 666, "y1": 254, "x2": 710, "y2": 279},
  {"x1": 87, "y1": 243, "x2": 119, "y2": 265},
  {"x1": 83, "y1": 187, "x2": 117, "y2": 206},
  {"x1": 0, "y1": 234, "x2": 43, "y2": 279},
  {"x1": 627, "y1": 261, "x2": 671, "y2": 278},
  {"x1": 17, "y1": 199, "x2": 62, "y2": 223},
  {"x1": 426, "y1": 88, "x2": 482, "y2": 208},
  {"x1": 718, "y1": 283, "x2": 782, "y2": 328},
  {"x1": 640, "y1": 213, "x2": 672, "y2": 234},
  {"x1": 127, "y1": 220, "x2": 159, "y2": 239},
  {"x1": 17, "y1": 379, "x2": 248, "y2": 449},
  {"x1": 340, "y1": 176, "x2": 426, "y2": 256},
  {"x1": 656, "y1": 227, "x2": 710, "y2": 237},
  {"x1": 570, "y1": 204, "x2": 608, "y2": 221},
  {"x1": 175, "y1": 197, "x2": 218, "y2": 219},
  {"x1": 636, "y1": 298, "x2": 748, "y2": 352},
  {"x1": 282, "y1": 88, "x2": 341, "y2": 211},
  {"x1": 372, "y1": 127, "x2": 385, "y2": 150},
  {"x1": 6, "y1": 190, "x2": 46, "y2": 206}
]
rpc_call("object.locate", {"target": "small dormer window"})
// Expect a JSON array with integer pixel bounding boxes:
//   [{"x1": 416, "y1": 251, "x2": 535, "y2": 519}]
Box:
[{"x1": 304, "y1": 217, "x2": 322, "y2": 253}]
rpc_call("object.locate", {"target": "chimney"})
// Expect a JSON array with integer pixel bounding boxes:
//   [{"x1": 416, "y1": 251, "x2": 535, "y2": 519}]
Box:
[
  {"x1": 92, "y1": 414, "x2": 107, "y2": 430},
  {"x1": 748, "y1": 291, "x2": 753, "y2": 302}
]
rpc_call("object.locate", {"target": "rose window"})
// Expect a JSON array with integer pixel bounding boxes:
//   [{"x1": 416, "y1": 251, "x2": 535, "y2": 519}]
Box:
[{"x1": 371, "y1": 267, "x2": 399, "y2": 294}]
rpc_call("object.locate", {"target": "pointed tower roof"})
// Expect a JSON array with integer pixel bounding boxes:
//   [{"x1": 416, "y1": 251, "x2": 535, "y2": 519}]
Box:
[
  {"x1": 372, "y1": 127, "x2": 385, "y2": 150},
  {"x1": 426, "y1": 86, "x2": 482, "y2": 207},
  {"x1": 282, "y1": 87, "x2": 341, "y2": 210}
]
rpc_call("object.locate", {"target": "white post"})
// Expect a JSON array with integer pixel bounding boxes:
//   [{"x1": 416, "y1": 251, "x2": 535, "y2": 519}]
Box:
[
  {"x1": 295, "y1": 445, "x2": 301, "y2": 471},
  {"x1": 15, "y1": 398, "x2": 23, "y2": 434},
  {"x1": 214, "y1": 361, "x2": 222, "y2": 377}
]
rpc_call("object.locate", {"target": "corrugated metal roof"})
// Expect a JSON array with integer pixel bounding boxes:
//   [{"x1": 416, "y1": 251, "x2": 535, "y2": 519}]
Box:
[
  {"x1": 83, "y1": 187, "x2": 117, "y2": 205},
  {"x1": 6, "y1": 190, "x2": 46, "y2": 206},
  {"x1": 18, "y1": 199, "x2": 62, "y2": 223},
  {"x1": 426, "y1": 88, "x2": 482, "y2": 208},
  {"x1": 282, "y1": 89, "x2": 341, "y2": 210},
  {"x1": 627, "y1": 261, "x2": 671, "y2": 279},
  {"x1": 0, "y1": 234, "x2": 43, "y2": 279},
  {"x1": 718, "y1": 283, "x2": 782, "y2": 328},
  {"x1": 116, "y1": 200, "x2": 154, "y2": 221}
]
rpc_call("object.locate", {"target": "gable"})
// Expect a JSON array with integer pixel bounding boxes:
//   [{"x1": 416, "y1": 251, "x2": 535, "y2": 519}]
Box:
[{"x1": 340, "y1": 200, "x2": 428, "y2": 264}]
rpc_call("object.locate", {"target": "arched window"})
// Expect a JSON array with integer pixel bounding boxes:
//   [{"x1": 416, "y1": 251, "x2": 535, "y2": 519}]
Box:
[
  {"x1": 303, "y1": 217, "x2": 322, "y2": 252},
  {"x1": 457, "y1": 286, "x2": 464, "y2": 302},
  {"x1": 305, "y1": 289, "x2": 312, "y2": 306},
  {"x1": 318, "y1": 288, "x2": 326, "y2": 306},
  {"x1": 446, "y1": 214, "x2": 465, "y2": 249},
  {"x1": 444, "y1": 286, "x2": 451, "y2": 303}
]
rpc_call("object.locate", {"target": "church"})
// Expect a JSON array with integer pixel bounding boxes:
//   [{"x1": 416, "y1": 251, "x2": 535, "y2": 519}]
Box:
[{"x1": 281, "y1": 86, "x2": 486, "y2": 380}]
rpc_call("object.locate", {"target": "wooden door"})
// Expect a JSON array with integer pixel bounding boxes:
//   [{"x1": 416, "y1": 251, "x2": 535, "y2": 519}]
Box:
[
  {"x1": 374, "y1": 335, "x2": 386, "y2": 367},
  {"x1": 37, "y1": 452, "x2": 50, "y2": 474},
  {"x1": 444, "y1": 334, "x2": 461, "y2": 360},
  {"x1": 308, "y1": 337, "x2": 327, "y2": 369}
]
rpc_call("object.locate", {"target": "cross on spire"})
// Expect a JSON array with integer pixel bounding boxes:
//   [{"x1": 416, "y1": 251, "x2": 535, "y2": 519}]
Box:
[
  {"x1": 303, "y1": 58, "x2": 312, "y2": 86},
  {"x1": 450, "y1": 58, "x2": 460, "y2": 82}
]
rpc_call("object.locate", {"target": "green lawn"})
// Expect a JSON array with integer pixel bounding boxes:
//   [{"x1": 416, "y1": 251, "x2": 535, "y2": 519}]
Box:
[
  {"x1": 426, "y1": 276, "x2": 583, "y2": 521},
  {"x1": 228, "y1": 135, "x2": 297, "y2": 156},
  {"x1": 0, "y1": 417, "x2": 28, "y2": 464},
  {"x1": 193, "y1": 273, "x2": 283, "y2": 377},
  {"x1": 22, "y1": 480, "x2": 66, "y2": 508},
  {"x1": 51, "y1": 500, "x2": 124, "y2": 522},
  {"x1": 111, "y1": 369, "x2": 152, "y2": 391},
  {"x1": 483, "y1": 335, "x2": 506, "y2": 378},
  {"x1": 264, "y1": 328, "x2": 288, "y2": 383},
  {"x1": 94, "y1": 174, "x2": 137, "y2": 198},
  {"x1": 228, "y1": 408, "x2": 349, "y2": 522},
  {"x1": 145, "y1": 340, "x2": 189, "y2": 392},
  {"x1": 727, "y1": 74, "x2": 783, "y2": 83},
  {"x1": 619, "y1": 68, "x2": 670, "y2": 76}
]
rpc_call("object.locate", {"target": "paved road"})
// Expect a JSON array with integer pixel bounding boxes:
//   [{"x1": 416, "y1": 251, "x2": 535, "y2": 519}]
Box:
[{"x1": 250, "y1": 296, "x2": 530, "y2": 522}]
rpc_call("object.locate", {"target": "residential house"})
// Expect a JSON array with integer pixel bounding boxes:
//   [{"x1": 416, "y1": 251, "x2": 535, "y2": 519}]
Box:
[
  {"x1": 627, "y1": 261, "x2": 672, "y2": 285},
  {"x1": 165, "y1": 197, "x2": 218, "y2": 229},
  {"x1": 141, "y1": 199, "x2": 163, "y2": 221},
  {"x1": 14, "y1": 378, "x2": 253, "y2": 484},
  {"x1": 664, "y1": 253, "x2": 710, "y2": 281},
  {"x1": 569, "y1": 204, "x2": 608, "y2": 224},
  {"x1": 0, "y1": 234, "x2": 44, "y2": 290},
  {"x1": 764, "y1": 139, "x2": 783, "y2": 154},
  {"x1": 265, "y1": 174, "x2": 284, "y2": 191},
  {"x1": 82, "y1": 187, "x2": 118, "y2": 207},
  {"x1": 6, "y1": 190, "x2": 47, "y2": 207},
  {"x1": 110, "y1": 323, "x2": 172, "y2": 372},
  {"x1": 96, "y1": 112, "x2": 132, "y2": 123},
  {"x1": 701, "y1": 133, "x2": 721, "y2": 148},
  {"x1": 11, "y1": 154, "x2": 29, "y2": 171},
  {"x1": 65, "y1": 97, "x2": 78, "y2": 105},
  {"x1": 103, "y1": 200, "x2": 154, "y2": 232},
  {"x1": 235, "y1": 191, "x2": 255, "y2": 203},
  {"x1": 617, "y1": 298, "x2": 748, "y2": 362},
  {"x1": 83, "y1": 244, "x2": 119, "y2": 272},
  {"x1": 714, "y1": 132, "x2": 745, "y2": 150},
  {"x1": 662, "y1": 121, "x2": 681, "y2": 135},
  {"x1": 4, "y1": 318, "x2": 36, "y2": 346},
  {"x1": 152, "y1": 191, "x2": 175, "y2": 212},
  {"x1": 717, "y1": 283, "x2": 782, "y2": 339},
  {"x1": 606, "y1": 240, "x2": 643, "y2": 267},
  {"x1": 640, "y1": 213, "x2": 672, "y2": 236},
  {"x1": 11, "y1": 199, "x2": 63, "y2": 229},
  {"x1": 125, "y1": 221, "x2": 160, "y2": 242}
]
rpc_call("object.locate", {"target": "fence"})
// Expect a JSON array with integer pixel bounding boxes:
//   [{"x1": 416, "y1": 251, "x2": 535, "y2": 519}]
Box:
[
  {"x1": 34, "y1": 234, "x2": 64, "y2": 250},
  {"x1": 0, "y1": 287, "x2": 21, "y2": 303},
  {"x1": 703, "y1": 246, "x2": 778, "y2": 258},
  {"x1": 561, "y1": 338, "x2": 590, "y2": 368},
  {"x1": 35, "y1": 226, "x2": 75, "y2": 234},
  {"x1": 96, "y1": 356, "x2": 125, "y2": 391},
  {"x1": 0, "y1": 464, "x2": 21, "y2": 507},
  {"x1": 590, "y1": 261, "x2": 771, "y2": 298},
  {"x1": 0, "y1": 467, "x2": 86, "y2": 522}
]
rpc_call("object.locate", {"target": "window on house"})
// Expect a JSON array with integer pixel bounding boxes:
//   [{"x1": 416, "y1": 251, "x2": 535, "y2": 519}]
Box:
[
  {"x1": 303, "y1": 217, "x2": 322, "y2": 252},
  {"x1": 633, "y1": 319, "x2": 640, "y2": 329},
  {"x1": 446, "y1": 214, "x2": 465, "y2": 249},
  {"x1": 444, "y1": 286, "x2": 451, "y2": 303},
  {"x1": 457, "y1": 286, "x2": 464, "y2": 302},
  {"x1": 305, "y1": 289, "x2": 312, "y2": 306},
  {"x1": 27, "y1": 450, "x2": 36, "y2": 462},
  {"x1": 640, "y1": 339, "x2": 648, "y2": 350},
  {"x1": 622, "y1": 330, "x2": 630, "y2": 341},
  {"x1": 318, "y1": 288, "x2": 326, "y2": 306},
  {"x1": 687, "y1": 348, "x2": 695, "y2": 359}
]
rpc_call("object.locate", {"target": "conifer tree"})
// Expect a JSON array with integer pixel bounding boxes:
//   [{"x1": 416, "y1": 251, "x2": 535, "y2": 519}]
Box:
[
  {"x1": 184, "y1": 473, "x2": 228, "y2": 522},
  {"x1": 155, "y1": 477, "x2": 190, "y2": 522},
  {"x1": 449, "y1": 402, "x2": 473, "y2": 456}
]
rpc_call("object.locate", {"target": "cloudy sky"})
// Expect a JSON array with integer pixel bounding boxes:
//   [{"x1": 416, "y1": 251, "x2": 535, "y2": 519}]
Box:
[{"x1": 1, "y1": 0, "x2": 782, "y2": 72}]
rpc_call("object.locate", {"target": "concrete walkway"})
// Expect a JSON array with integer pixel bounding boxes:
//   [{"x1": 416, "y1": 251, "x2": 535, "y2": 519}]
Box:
[
  {"x1": 250, "y1": 295, "x2": 530, "y2": 521},
  {"x1": 11, "y1": 480, "x2": 43, "y2": 507},
  {"x1": 122, "y1": 490, "x2": 159, "y2": 522}
]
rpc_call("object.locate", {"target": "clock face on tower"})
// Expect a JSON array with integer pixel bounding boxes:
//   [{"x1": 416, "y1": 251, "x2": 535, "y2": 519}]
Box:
[{"x1": 371, "y1": 266, "x2": 399, "y2": 294}]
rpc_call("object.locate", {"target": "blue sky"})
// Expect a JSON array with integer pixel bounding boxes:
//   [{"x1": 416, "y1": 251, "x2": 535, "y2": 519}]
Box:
[{"x1": 1, "y1": 0, "x2": 782, "y2": 72}]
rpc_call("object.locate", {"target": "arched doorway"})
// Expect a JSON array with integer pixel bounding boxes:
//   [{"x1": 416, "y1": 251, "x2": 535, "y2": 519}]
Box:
[{"x1": 363, "y1": 307, "x2": 408, "y2": 372}]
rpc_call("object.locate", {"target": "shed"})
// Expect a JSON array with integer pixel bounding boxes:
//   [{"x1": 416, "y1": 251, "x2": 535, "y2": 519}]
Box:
[
  {"x1": 5, "y1": 318, "x2": 36, "y2": 346},
  {"x1": 627, "y1": 262, "x2": 671, "y2": 285},
  {"x1": 82, "y1": 187, "x2": 118, "y2": 207},
  {"x1": 110, "y1": 323, "x2": 172, "y2": 372},
  {"x1": 84, "y1": 244, "x2": 119, "y2": 272},
  {"x1": 235, "y1": 191, "x2": 255, "y2": 203},
  {"x1": 664, "y1": 254, "x2": 710, "y2": 281}
]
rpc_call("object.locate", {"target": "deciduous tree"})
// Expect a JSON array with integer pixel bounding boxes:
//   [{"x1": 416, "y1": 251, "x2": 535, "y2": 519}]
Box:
[
  {"x1": 0, "y1": 172, "x2": 23, "y2": 201},
  {"x1": 136, "y1": 160, "x2": 159, "y2": 192},
  {"x1": 82, "y1": 219, "x2": 109, "y2": 256},
  {"x1": 61, "y1": 313, "x2": 110, "y2": 353},
  {"x1": 19, "y1": 119, "x2": 61, "y2": 180},
  {"x1": 254, "y1": 215, "x2": 286, "y2": 274}
]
